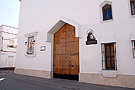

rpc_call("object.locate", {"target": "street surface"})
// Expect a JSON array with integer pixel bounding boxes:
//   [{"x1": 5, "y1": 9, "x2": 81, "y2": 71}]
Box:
[{"x1": 0, "y1": 71, "x2": 134, "y2": 90}]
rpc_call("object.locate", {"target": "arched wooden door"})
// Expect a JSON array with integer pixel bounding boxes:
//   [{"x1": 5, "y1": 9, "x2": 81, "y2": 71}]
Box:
[{"x1": 53, "y1": 23, "x2": 79, "y2": 76}]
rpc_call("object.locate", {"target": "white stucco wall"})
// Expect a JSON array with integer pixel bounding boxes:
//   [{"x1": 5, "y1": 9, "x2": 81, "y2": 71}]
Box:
[
  {"x1": 80, "y1": 18, "x2": 135, "y2": 75},
  {"x1": 16, "y1": 0, "x2": 135, "y2": 76}
]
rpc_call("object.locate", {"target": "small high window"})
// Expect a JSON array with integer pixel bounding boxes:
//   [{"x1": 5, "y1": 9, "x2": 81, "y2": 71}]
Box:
[
  {"x1": 132, "y1": 40, "x2": 135, "y2": 58},
  {"x1": 101, "y1": 43, "x2": 117, "y2": 70},
  {"x1": 130, "y1": 0, "x2": 135, "y2": 15},
  {"x1": 102, "y1": 4, "x2": 113, "y2": 21}
]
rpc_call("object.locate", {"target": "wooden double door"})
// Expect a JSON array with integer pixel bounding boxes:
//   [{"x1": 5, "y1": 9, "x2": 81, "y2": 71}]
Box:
[{"x1": 53, "y1": 24, "x2": 79, "y2": 75}]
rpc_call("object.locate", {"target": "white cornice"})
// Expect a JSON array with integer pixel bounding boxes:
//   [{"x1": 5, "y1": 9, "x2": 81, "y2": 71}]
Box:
[
  {"x1": 24, "y1": 31, "x2": 38, "y2": 37},
  {"x1": 0, "y1": 25, "x2": 18, "y2": 29},
  {"x1": 0, "y1": 31, "x2": 17, "y2": 35}
]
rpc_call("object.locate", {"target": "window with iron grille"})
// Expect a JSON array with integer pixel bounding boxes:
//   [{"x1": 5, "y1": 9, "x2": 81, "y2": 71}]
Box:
[
  {"x1": 101, "y1": 43, "x2": 117, "y2": 70},
  {"x1": 130, "y1": 0, "x2": 135, "y2": 15},
  {"x1": 102, "y1": 4, "x2": 113, "y2": 21},
  {"x1": 132, "y1": 40, "x2": 135, "y2": 58}
]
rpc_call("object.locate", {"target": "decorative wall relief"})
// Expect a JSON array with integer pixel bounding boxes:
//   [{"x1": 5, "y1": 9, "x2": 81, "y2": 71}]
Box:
[{"x1": 86, "y1": 29, "x2": 97, "y2": 45}]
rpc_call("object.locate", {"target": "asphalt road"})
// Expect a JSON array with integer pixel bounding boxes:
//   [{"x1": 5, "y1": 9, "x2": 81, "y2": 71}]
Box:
[{"x1": 0, "y1": 71, "x2": 134, "y2": 90}]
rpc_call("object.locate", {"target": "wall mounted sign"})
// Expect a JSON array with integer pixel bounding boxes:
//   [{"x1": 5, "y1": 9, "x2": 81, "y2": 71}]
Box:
[
  {"x1": 40, "y1": 46, "x2": 46, "y2": 51},
  {"x1": 86, "y1": 29, "x2": 97, "y2": 45}
]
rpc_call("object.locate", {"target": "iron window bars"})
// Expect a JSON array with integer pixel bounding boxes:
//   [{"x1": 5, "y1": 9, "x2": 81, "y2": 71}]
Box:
[
  {"x1": 130, "y1": 0, "x2": 135, "y2": 15},
  {"x1": 101, "y1": 43, "x2": 117, "y2": 70},
  {"x1": 132, "y1": 40, "x2": 135, "y2": 58}
]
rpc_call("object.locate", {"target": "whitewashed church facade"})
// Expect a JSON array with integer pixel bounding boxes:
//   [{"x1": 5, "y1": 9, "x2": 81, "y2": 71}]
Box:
[{"x1": 15, "y1": 0, "x2": 135, "y2": 88}]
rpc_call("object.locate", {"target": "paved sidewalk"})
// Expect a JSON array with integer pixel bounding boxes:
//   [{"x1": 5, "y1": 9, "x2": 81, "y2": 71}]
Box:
[{"x1": 0, "y1": 71, "x2": 134, "y2": 90}]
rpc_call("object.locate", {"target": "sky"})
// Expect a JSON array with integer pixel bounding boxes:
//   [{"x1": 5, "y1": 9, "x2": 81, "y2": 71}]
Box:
[{"x1": 0, "y1": 0, "x2": 20, "y2": 28}]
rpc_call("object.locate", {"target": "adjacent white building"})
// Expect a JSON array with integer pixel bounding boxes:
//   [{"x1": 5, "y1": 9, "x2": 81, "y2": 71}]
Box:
[
  {"x1": 0, "y1": 25, "x2": 18, "y2": 69},
  {"x1": 15, "y1": 0, "x2": 135, "y2": 88}
]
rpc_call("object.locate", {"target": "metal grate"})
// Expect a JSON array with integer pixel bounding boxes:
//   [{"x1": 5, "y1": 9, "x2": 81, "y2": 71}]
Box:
[
  {"x1": 102, "y1": 43, "x2": 117, "y2": 70},
  {"x1": 130, "y1": 0, "x2": 135, "y2": 15},
  {"x1": 132, "y1": 40, "x2": 135, "y2": 58}
]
